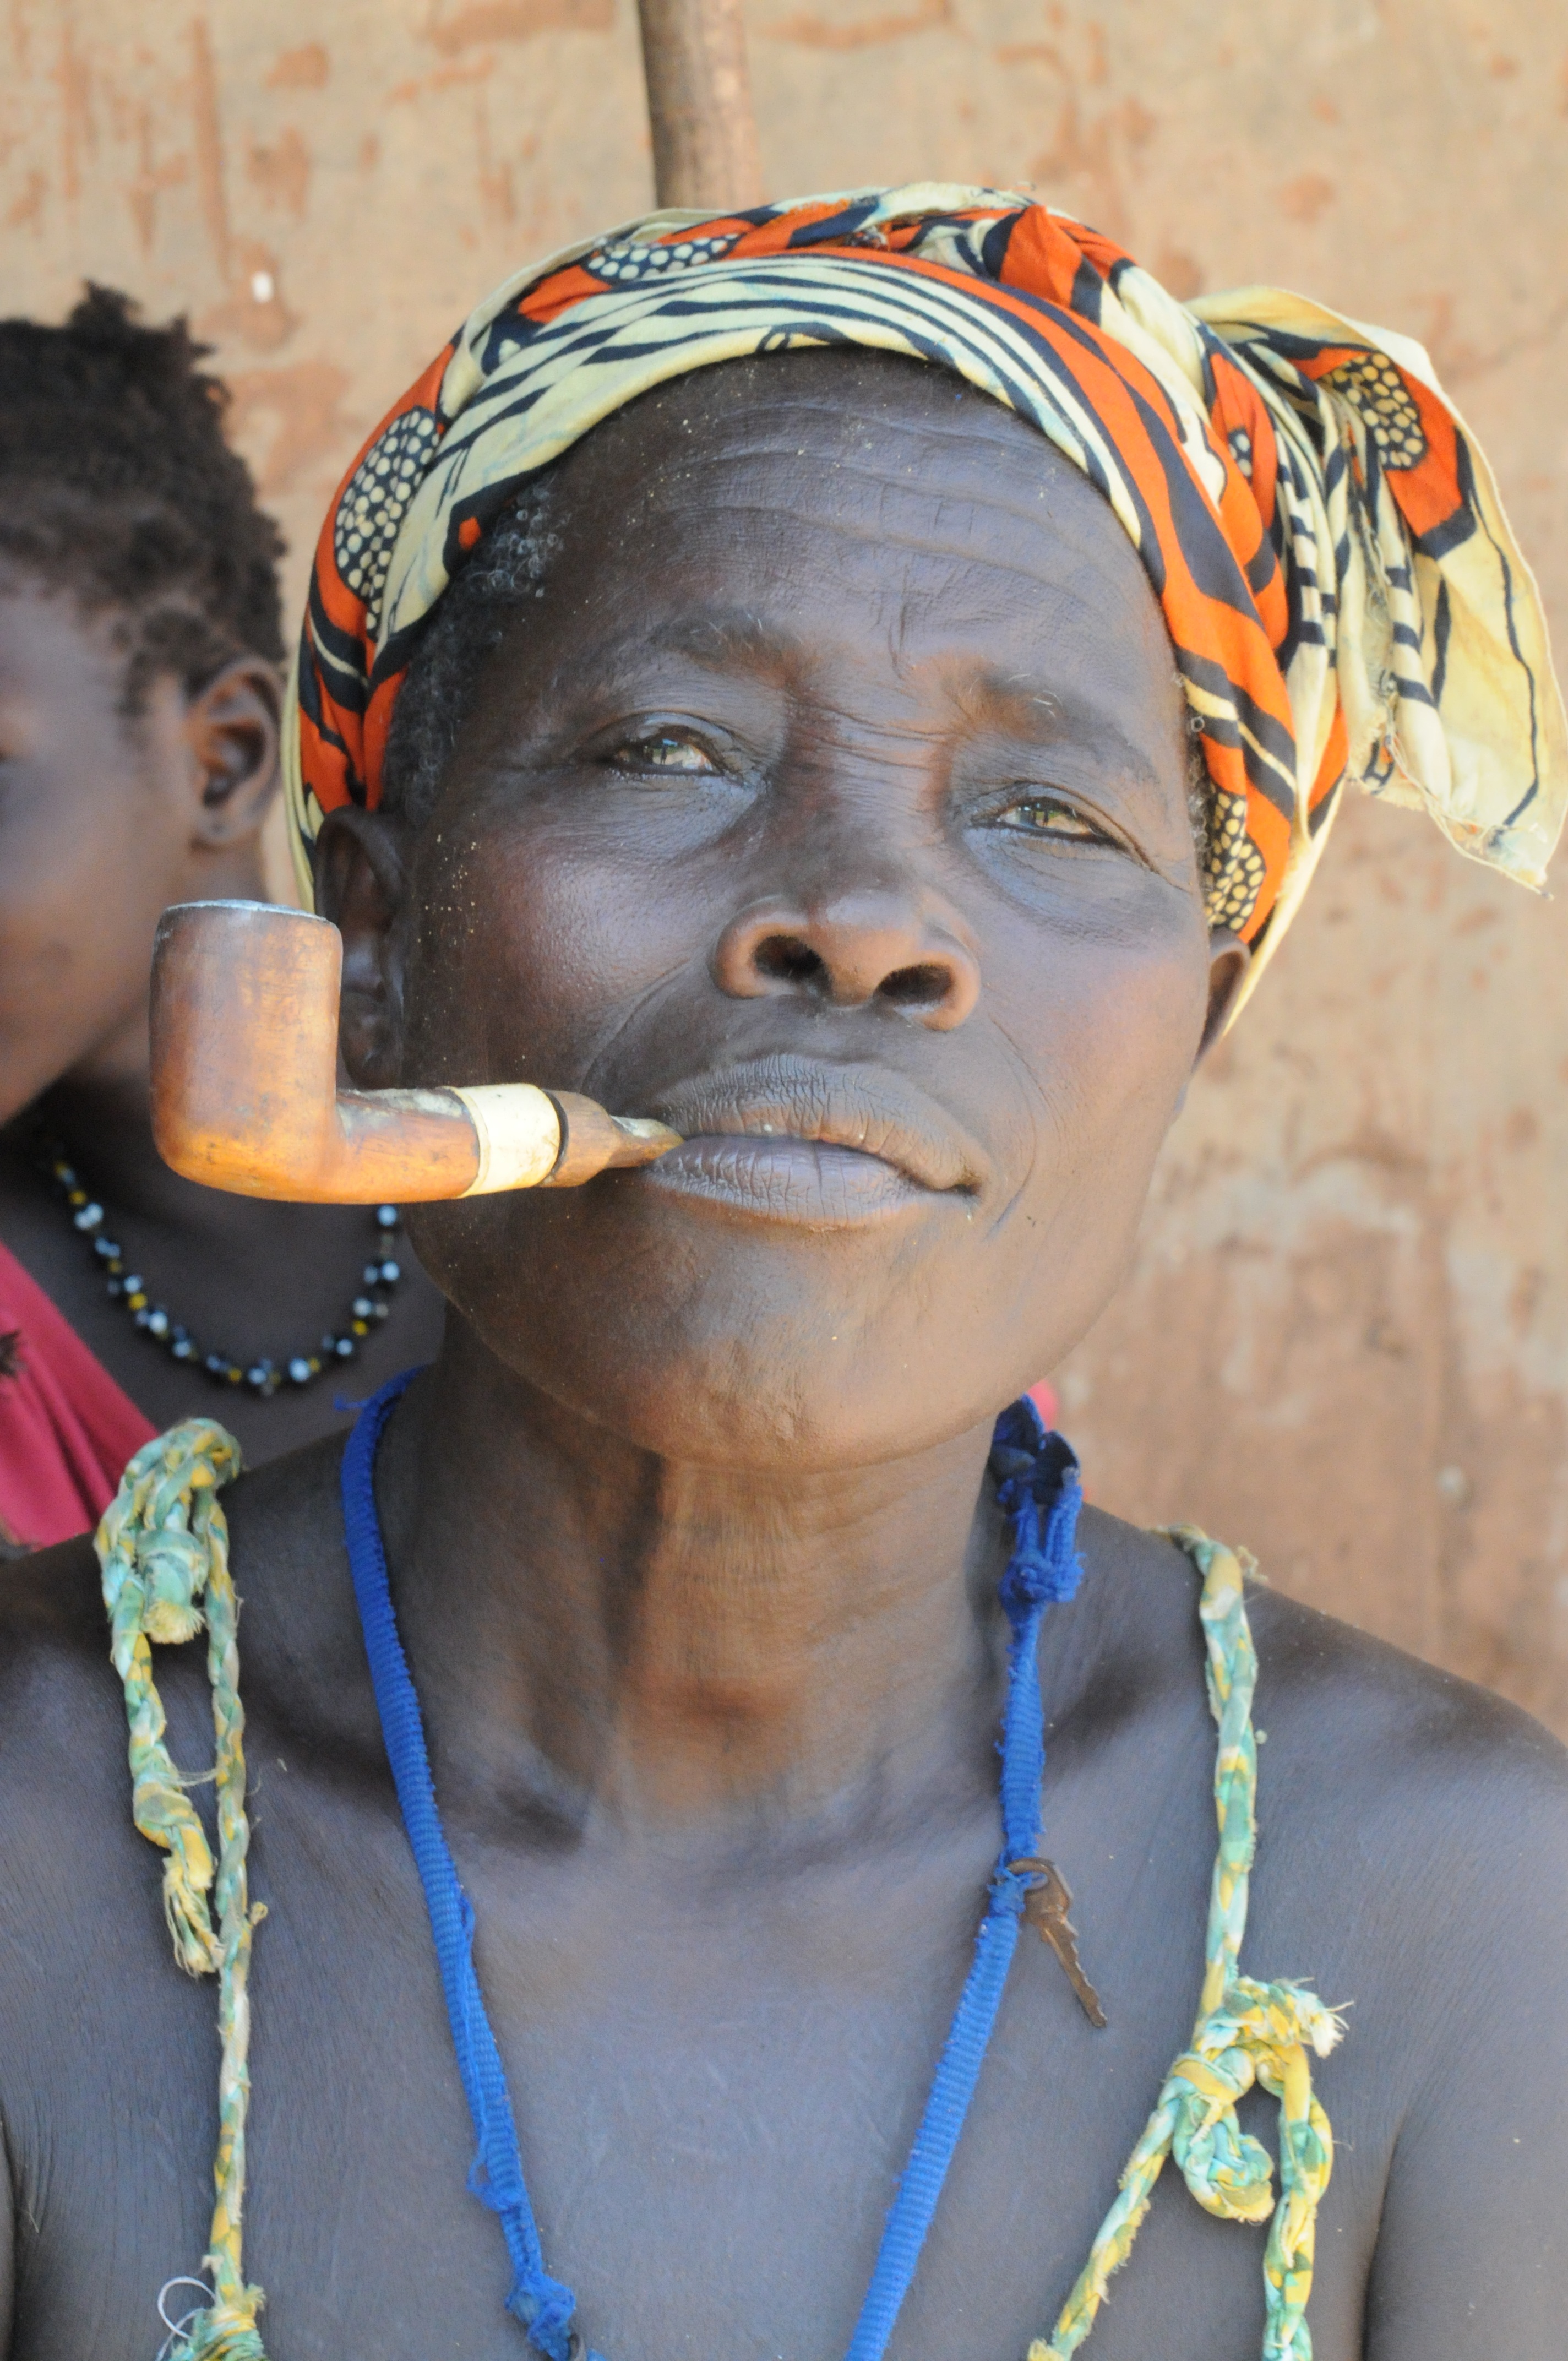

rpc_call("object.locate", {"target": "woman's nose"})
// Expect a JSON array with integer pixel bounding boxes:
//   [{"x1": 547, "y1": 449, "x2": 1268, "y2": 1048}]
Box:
[{"x1": 711, "y1": 890, "x2": 981, "y2": 1030}]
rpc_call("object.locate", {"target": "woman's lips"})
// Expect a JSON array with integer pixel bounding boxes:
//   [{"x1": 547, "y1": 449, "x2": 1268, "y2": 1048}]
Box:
[
  {"x1": 635, "y1": 1057, "x2": 988, "y2": 1227},
  {"x1": 645, "y1": 1131, "x2": 932, "y2": 1225}
]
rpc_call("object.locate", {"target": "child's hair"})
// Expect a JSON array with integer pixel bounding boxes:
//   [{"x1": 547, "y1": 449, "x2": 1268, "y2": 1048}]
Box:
[{"x1": 0, "y1": 284, "x2": 284, "y2": 711}]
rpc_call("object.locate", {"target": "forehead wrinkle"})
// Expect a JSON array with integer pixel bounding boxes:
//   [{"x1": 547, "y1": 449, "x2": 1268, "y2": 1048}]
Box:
[
  {"x1": 642, "y1": 607, "x2": 798, "y2": 672},
  {"x1": 534, "y1": 503, "x2": 1133, "y2": 708},
  {"x1": 607, "y1": 489, "x2": 1145, "y2": 644},
  {"x1": 529, "y1": 610, "x2": 798, "y2": 718},
  {"x1": 630, "y1": 441, "x2": 1128, "y2": 580},
  {"x1": 630, "y1": 373, "x2": 1053, "y2": 483},
  {"x1": 613, "y1": 468, "x2": 1162, "y2": 679},
  {"x1": 856, "y1": 550, "x2": 1152, "y2": 743},
  {"x1": 612, "y1": 379, "x2": 1108, "y2": 516}
]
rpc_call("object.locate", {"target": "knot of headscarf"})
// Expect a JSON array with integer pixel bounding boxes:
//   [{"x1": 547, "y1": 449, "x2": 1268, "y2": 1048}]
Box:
[{"x1": 285, "y1": 183, "x2": 1565, "y2": 989}]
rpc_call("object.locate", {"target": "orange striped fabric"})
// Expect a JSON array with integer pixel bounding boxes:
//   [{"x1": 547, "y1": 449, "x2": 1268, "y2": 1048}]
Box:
[{"x1": 284, "y1": 185, "x2": 1564, "y2": 981}]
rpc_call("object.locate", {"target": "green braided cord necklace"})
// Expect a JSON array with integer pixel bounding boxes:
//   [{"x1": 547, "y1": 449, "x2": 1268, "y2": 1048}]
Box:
[{"x1": 97, "y1": 1422, "x2": 265, "y2": 2360}]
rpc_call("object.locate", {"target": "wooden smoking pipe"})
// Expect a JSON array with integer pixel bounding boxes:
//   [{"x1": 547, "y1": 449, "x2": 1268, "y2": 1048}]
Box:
[{"x1": 149, "y1": 901, "x2": 681, "y2": 1203}]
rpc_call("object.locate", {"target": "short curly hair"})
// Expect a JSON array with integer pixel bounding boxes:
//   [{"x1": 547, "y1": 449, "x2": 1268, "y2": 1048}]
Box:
[
  {"x1": 381, "y1": 471, "x2": 561, "y2": 828},
  {"x1": 0, "y1": 284, "x2": 284, "y2": 711}
]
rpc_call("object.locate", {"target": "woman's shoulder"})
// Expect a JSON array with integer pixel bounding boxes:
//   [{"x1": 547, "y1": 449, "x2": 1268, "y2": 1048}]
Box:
[
  {"x1": 1082, "y1": 1500, "x2": 1568, "y2": 1961},
  {"x1": 0, "y1": 1527, "x2": 119, "y2": 1748},
  {"x1": 1080, "y1": 1501, "x2": 1568, "y2": 2166},
  {"x1": 1239, "y1": 1551, "x2": 1568, "y2": 1822},
  {"x1": 1247, "y1": 1574, "x2": 1568, "y2": 2005},
  {"x1": 0, "y1": 1430, "x2": 352, "y2": 1802},
  {"x1": 0, "y1": 1530, "x2": 165, "y2": 2012},
  {"x1": 1083, "y1": 1497, "x2": 1567, "y2": 1781},
  {"x1": 0, "y1": 1430, "x2": 362, "y2": 2096}
]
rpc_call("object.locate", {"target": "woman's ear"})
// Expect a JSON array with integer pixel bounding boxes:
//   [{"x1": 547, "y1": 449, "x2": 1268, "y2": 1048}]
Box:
[
  {"x1": 183, "y1": 656, "x2": 282, "y2": 847},
  {"x1": 1169, "y1": 929, "x2": 1251, "y2": 1120},
  {"x1": 313, "y1": 805, "x2": 416, "y2": 1089},
  {"x1": 1197, "y1": 929, "x2": 1250, "y2": 1060}
]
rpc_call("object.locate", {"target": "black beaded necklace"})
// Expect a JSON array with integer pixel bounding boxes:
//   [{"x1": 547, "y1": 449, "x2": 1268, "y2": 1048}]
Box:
[{"x1": 39, "y1": 1138, "x2": 404, "y2": 1399}]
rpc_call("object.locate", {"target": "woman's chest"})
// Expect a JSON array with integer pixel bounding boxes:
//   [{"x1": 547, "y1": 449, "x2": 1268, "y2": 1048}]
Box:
[{"x1": 22, "y1": 1786, "x2": 1387, "y2": 2361}]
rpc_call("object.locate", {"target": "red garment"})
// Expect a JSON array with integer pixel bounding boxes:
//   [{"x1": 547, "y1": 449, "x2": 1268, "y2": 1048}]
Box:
[{"x1": 0, "y1": 1238, "x2": 155, "y2": 1549}]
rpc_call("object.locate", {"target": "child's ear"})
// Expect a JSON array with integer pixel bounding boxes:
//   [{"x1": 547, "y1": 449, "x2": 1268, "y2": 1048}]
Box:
[
  {"x1": 184, "y1": 656, "x2": 283, "y2": 846},
  {"x1": 312, "y1": 806, "x2": 415, "y2": 1090}
]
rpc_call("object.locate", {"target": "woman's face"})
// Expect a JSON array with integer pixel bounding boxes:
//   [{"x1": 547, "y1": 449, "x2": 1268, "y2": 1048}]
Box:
[{"x1": 344, "y1": 354, "x2": 1244, "y2": 1466}]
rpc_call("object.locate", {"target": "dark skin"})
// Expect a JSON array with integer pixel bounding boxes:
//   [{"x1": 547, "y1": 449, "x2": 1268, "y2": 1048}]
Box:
[
  {"x1": 0, "y1": 355, "x2": 1562, "y2": 2359},
  {"x1": 0, "y1": 584, "x2": 443, "y2": 1466}
]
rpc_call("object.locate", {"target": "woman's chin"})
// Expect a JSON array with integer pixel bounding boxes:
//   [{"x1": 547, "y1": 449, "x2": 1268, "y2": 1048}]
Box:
[{"x1": 441, "y1": 1293, "x2": 1003, "y2": 1472}]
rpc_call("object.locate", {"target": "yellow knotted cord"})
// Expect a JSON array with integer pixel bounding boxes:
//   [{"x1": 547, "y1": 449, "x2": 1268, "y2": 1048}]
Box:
[
  {"x1": 97, "y1": 1421, "x2": 269, "y2": 2361},
  {"x1": 1028, "y1": 1529, "x2": 1344, "y2": 2361},
  {"x1": 99, "y1": 1430, "x2": 1337, "y2": 2361}
]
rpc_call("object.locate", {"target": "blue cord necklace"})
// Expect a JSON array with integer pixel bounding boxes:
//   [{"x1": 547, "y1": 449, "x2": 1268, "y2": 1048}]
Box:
[{"x1": 341, "y1": 1370, "x2": 1096, "y2": 2361}]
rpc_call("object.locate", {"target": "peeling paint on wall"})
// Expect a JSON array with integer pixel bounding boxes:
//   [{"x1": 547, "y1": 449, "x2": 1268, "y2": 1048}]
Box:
[
  {"x1": 421, "y1": 1, "x2": 616, "y2": 57},
  {"x1": 189, "y1": 14, "x2": 232, "y2": 281}
]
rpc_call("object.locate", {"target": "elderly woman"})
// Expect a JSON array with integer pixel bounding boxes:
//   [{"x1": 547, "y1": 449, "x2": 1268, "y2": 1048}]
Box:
[{"x1": 0, "y1": 189, "x2": 1564, "y2": 2361}]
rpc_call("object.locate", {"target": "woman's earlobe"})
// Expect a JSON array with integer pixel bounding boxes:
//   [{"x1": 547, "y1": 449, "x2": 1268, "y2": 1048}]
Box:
[
  {"x1": 185, "y1": 657, "x2": 283, "y2": 846},
  {"x1": 313, "y1": 806, "x2": 415, "y2": 1089}
]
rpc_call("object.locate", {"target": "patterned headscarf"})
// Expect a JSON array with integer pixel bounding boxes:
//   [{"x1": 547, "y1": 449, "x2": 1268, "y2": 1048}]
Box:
[{"x1": 285, "y1": 184, "x2": 1565, "y2": 989}]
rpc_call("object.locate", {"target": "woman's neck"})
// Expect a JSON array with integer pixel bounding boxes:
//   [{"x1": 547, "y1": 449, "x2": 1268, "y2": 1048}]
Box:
[{"x1": 377, "y1": 1323, "x2": 1019, "y2": 1854}]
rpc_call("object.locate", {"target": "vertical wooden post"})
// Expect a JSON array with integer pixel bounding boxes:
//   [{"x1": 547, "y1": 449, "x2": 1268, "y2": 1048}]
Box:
[{"x1": 635, "y1": 0, "x2": 764, "y2": 211}]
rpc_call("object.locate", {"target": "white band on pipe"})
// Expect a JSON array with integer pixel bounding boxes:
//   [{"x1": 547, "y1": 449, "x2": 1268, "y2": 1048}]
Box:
[{"x1": 452, "y1": 1084, "x2": 562, "y2": 1195}]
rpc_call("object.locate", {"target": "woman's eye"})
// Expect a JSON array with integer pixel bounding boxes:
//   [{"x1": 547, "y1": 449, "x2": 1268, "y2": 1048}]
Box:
[
  {"x1": 608, "y1": 730, "x2": 719, "y2": 775},
  {"x1": 997, "y1": 794, "x2": 1109, "y2": 843}
]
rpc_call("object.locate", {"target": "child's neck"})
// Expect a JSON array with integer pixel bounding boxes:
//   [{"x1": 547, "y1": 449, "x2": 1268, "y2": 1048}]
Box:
[{"x1": 36, "y1": 837, "x2": 273, "y2": 1184}]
